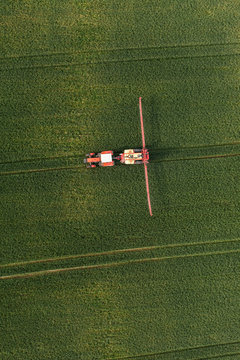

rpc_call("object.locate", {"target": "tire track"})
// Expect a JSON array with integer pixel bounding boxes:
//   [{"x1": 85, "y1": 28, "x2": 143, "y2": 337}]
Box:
[
  {"x1": 106, "y1": 340, "x2": 240, "y2": 360},
  {"x1": 1, "y1": 51, "x2": 240, "y2": 72},
  {"x1": 0, "y1": 165, "x2": 81, "y2": 176},
  {"x1": 151, "y1": 141, "x2": 240, "y2": 152},
  {"x1": 1, "y1": 143, "x2": 240, "y2": 175},
  {"x1": 1, "y1": 248, "x2": 240, "y2": 280},
  {"x1": 1, "y1": 141, "x2": 240, "y2": 167},
  {"x1": 152, "y1": 152, "x2": 240, "y2": 164},
  {"x1": 102, "y1": 40, "x2": 240, "y2": 53},
  {"x1": 0, "y1": 152, "x2": 239, "y2": 176},
  {"x1": 0, "y1": 154, "x2": 82, "y2": 166},
  {"x1": 1, "y1": 41, "x2": 240, "y2": 60},
  {"x1": 1, "y1": 237, "x2": 240, "y2": 269}
]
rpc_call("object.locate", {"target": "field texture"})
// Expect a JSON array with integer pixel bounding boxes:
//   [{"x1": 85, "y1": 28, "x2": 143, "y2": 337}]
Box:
[{"x1": 1, "y1": 1, "x2": 240, "y2": 359}]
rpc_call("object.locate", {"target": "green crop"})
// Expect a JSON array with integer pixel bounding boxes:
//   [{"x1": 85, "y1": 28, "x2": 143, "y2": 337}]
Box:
[
  {"x1": 1, "y1": 252, "x2": 240, "y2": 359},
  {"x1": 1, "y1": 0, "x2": 240, "y2": 359}
]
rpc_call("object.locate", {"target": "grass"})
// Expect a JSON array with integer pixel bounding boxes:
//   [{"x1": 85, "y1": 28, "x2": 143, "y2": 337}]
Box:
[{"x1": 1, "y1": 0, "x2": 240, "y2": 359}]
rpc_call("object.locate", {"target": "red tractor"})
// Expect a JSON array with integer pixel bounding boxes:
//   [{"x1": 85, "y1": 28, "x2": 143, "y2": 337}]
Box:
[
  {"x1": 84, "y1": 148, "x2": 149, "y2": 168},
  {"x1": 84, "y1": 98, "x2": 152, "y2": 215},
  {"x1": 84, "y1": 150, "x2": 115, "y2": 168}
]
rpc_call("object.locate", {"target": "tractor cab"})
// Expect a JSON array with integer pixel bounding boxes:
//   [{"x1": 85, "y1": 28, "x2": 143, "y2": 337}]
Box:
[
  {"x1": 84, "y1": 150, "x2": 114, "y2": 168},
  {"x1": 100, "y1": 151, "x2": 115, "y2": 166}
]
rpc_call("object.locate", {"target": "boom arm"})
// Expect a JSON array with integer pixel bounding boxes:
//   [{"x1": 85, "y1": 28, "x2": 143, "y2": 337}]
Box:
[
  {"x1": 144, "y1": 163, "x2": 153, "y2": 216},
  {"x1": 139, "y1": 97, "x2": 146, "y2": 149},
  {"x1": 139, "y1": 97, "x2": 153, "y2": 216}
]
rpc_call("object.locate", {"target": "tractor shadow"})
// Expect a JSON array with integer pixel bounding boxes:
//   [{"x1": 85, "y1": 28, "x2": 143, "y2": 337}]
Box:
[{"x1": 147, "y1": 96, "x2": 173, "y2": 210}]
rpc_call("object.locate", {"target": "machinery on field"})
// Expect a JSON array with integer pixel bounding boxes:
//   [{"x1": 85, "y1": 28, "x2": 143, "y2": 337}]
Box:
[
  {"x1": 84, "y1": 148, "x2": 149, "y2": 167},
  {"x1": 84, "y1": 97, "x2": 152, "y2": 216}
]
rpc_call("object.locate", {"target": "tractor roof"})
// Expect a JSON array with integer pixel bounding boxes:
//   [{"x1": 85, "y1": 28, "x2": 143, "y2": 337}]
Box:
[{"x1": 100, "y1": 153, "x2": 113, "y2": 163}]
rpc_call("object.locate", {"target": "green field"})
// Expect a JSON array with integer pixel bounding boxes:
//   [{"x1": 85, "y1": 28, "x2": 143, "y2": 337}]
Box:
[{"x1": 1, "y1": 1, "x2": 240, "y2": 359}]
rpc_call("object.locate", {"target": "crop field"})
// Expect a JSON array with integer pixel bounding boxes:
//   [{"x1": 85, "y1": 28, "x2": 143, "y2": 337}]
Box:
[{"x1": 1, "y1": 0, "x2": 240, "y2": 359}]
